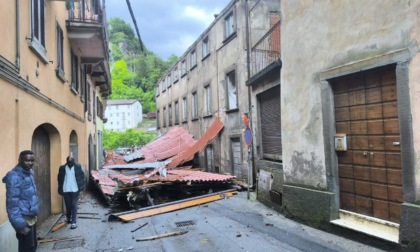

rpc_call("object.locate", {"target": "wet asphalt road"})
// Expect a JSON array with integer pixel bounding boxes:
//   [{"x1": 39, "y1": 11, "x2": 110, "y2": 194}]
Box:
[{"x1": 36, "y1": 189, "x2": 398, "y2": 252}]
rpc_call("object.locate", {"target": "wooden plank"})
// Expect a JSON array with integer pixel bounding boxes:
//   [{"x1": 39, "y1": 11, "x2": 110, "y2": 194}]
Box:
[
  {"x1": 365, "y1": 87, "x2": 382, "y2": 104},
  {"x1": 136, "y1": 230, "x2": 188, "y2": 241},
  {"x1": 350, "y1": 121, "x2": 367, "y2": 134},
  {"x1": 353, "y1": 166, "x2": 370, "y2": 181},
  {"x1": 349, "y1": 90, "x2": 365, "y2": 106},
  {"x1": 366, "y1": 104, "x2": 382, "y2": 119},
  {"x1": 367, "y1": 120, "x2": 384, "y2": 134},
  {"x1": 118, "y1": 192, "x2": 234, "y2": 221},
  {"x1": 51, "y1": 222, "x2": 67, "y2": 232},
  {"x1": 350, "y1": 105, "x2": 367, "y2": 120},
  {"x1": 372, "y1": 199, "x2": 389, "y2": 220}
]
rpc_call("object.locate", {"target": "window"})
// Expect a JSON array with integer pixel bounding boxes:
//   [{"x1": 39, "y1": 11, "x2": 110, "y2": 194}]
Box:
[
  {"x1": 204, "y1": 84, "x2": 211, "y2": 116},
  {"x1": 226, "y1": 70, "x2": 238, "y2": 110},
  {"x1": 167, "y1": 74, "x2": 171, "y2": 88},
  {"x1": 173, "y1": 67, "x2": 178, "y2": 83},
  {"x1": 258, "y1": 85, "x2": 281, "y2": 161},
  {"x1": 163, "y1": 107, "x2": 167, "y2": 127},
  {"x1": 157, "y1": 110, "x2": 160, "y2": 128},
  {"x1": 192, "y1": 92, "x2": 198, "y2": 119},
  {"x1": 87, "y1": 82, "x2": 91, "y2": 120},
  {"x1": 175, "y1": 100, "x2": 179, "y2": 124},
  {"x1": 168, "y1": 104, "x2": 172, "y2": 126},
  {"x1": 202, "y1": 37, "x2": 210, "y2": 59},
  {"x1": 224, "y1": 11, "x2": 235, "y2": 39},
  {"x1": 30, "y1": 0, "x2": 47, "y2": 62},
  {"x1": 181, "y1": 60, "x2": 187, "y2": 77},
  {"x1": 182, "y1": 97, "x2": 187, "y2": 122},
  {"x1": 156, "y1": 86, "x2": 160, "y2": 97},
  {"x1": 56, "y1": 21, "x2": 65, "y2": 81},
  {"x1": 190, "y1": 50, "x2": 197, "y2": 69},
  {"x1": 70, "y1": 49, "x2": 79, "y2": 93},
  {"x1": 161, "y1": 80, "x2": 166, "y2": 93}
]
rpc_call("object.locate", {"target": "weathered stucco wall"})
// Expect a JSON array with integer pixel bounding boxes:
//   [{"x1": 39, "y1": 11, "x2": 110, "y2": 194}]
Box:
[{"x1": 281, "y1": 0, "x2": 420, "y2": 192}]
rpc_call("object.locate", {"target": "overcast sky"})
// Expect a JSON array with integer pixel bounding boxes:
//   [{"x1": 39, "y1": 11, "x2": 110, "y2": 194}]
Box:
[{"x1": 105, "y1": 0, "x2": 231, "y2": 60}]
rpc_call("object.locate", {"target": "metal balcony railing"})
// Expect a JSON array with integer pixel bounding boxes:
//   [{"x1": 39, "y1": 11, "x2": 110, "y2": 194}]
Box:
[
  {"x1": 250, "y1": 20, "x2": 281, "y2": 77},
  {"x1": 67, "y1": 0, "x2": 110, "y2": 62}
]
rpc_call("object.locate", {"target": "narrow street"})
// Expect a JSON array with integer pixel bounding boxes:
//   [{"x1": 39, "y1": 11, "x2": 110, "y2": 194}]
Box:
[{"x1": 36, "y1": 189, "x2": 399, "y2": 252}]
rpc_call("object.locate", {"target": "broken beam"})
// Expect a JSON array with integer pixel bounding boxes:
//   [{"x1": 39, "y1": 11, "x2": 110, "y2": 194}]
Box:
[
  {"x1": 136, "y1": 230, "x2": 188, "y2": 241},
  {"x1": 113, "y1": 191, "x2": 235, "y2": 222}
]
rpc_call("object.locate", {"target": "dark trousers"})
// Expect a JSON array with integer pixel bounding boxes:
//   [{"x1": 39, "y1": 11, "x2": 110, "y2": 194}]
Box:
[
  {"x1": 63, "y1": 191, "x2": 79, "y2": 224},
  {"x1": 16, "y1": 224, "x2": 37, "y2": 252}
]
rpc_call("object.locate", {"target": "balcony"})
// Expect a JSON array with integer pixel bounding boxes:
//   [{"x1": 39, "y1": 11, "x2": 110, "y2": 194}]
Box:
[
  {"x1": 247, "y1": 20, "x2": 281, "y2": 86},
  {"x1": 66, "y1": 0, "x2": 111, "y2": 97}
]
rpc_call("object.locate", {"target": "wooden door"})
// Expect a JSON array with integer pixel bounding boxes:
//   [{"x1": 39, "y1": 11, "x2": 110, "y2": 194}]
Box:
[
  {"x1": 333, "y1": 66, "x2": 403, "y2": 223},
  {"x1": 32, "y1": 126, "x2": 51, "y2": 226},
  {"x1": 205, "y1": 145, "x2": 214, "y2": 173},
  {"x1": 231, "y1": 138, "x2": 242, "y2": 177}
]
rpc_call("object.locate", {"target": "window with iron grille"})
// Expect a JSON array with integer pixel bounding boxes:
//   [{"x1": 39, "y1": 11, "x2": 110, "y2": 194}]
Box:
[
  {"x1": 258, "y1": 85, "x2": 281, "y2": 161},
  {"x1": 226, "y1": 70, "x2": 238, "y2": 110}
]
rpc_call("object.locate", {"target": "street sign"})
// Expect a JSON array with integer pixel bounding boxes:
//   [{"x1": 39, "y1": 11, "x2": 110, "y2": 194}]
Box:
[{"x1": 244, "y1": 127, "x2": 252, "y2": 146}]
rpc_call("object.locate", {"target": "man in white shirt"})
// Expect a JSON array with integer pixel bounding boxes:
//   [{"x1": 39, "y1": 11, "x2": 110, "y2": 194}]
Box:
[{"x1": 57, "y1": 155, "x2": 85, "y2": 229}]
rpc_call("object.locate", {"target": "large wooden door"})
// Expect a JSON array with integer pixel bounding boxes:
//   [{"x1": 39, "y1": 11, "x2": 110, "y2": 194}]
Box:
[
  {"x1": 333, "y1": 66, "x2": 403, "y2": 223},
  {"x1": 32, "y1": 127, "x2": 51, "y2": 225}
]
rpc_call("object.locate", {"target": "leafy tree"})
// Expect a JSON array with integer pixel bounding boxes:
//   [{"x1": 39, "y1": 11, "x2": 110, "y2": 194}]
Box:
[{"x1": 103, "y1": 129, "x2": 156, "y2": 150}]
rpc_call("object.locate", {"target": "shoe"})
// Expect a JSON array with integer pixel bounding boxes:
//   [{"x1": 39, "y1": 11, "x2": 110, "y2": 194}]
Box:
[
  {"x1": 65, "y1": 219, "x2": 71, "y2": 224},
  {"x1": 70, "y1": 223, "x2": 77, "y2": 229}
]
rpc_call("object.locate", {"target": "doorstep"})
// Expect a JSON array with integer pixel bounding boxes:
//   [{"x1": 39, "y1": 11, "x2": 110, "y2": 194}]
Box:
[{"x1": 330, "y1": 210, "x2": 399, "y2": 243}]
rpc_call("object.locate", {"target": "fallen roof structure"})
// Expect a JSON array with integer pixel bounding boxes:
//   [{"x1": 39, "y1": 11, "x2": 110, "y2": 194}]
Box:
[{"x1": 91, "y1": 117, "x2": 237, "y2": 213}]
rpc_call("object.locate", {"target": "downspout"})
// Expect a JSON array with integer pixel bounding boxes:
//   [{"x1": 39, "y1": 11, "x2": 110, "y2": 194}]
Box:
[
  {"x1": 245, "y1": 0, "x2": 255, "y2": 198},
  {"x1": 15, "y1": 0, "x2": 20, "y2": 70}
]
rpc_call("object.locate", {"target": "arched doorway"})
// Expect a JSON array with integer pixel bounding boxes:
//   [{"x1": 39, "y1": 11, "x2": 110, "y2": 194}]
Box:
[
  {"x1": 69, "y1": 131, "x2": 78, "y2": 162},
  {"x1": 32, "y1": 126, "x2": 51, "y2": 225}
]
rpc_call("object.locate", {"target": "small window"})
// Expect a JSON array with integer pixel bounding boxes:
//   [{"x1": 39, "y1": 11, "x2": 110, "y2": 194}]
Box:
[
  {"x1": 163, "y1": 107, "x2": 167, "y2": 127},
  {"x1": 70, "y1": 49, "x2": 79, "y2": 93},
  {"x1": 161, "y1": 80, "x2": 166, "y2": 93},
  {"x1": 157, "y1": 110, "x2": 160, "y2": 128},
  {"x1": 29, "y1": 0, "x2": 48, "y2": 62},
  {"x1": 202, "y1": 37, "x2": 210, "y2": 59},
  {"x1": 168, "y1": 104, "x2": 172, "y2": 126},
  {"x1": 181, "y1": 60, "x2": 187, "y2": 77},
  {"x1": 192, "y1": 92, "x2": 198, "y2": 119},
  {"x1": 167, "y1": 74, "x2": 171, "y2": 88},
  {"x1": 175, "y1": 100, "x2": 179, "y2": 124},
  {"x1": 190, "y1": 50, "x2": 197, "y2": 69},
  {"x1": 224, "y1": 11, "x2": 235, "y2": 39},
  {"x1": 56, "y1": 21, "x2": 65, "y2": 81},
  {"x1": 204, "y1": 84, "x2": 211, "y2": 116},
  {"x1": 182, "y1": 97, "x2": 188, "y2": 122},
  {"x1": 226, "y1": 70, "x2": 238, "y2": 110},
  {"x1": 173, "y1": 67, "x2": 178, "y2": 83}
]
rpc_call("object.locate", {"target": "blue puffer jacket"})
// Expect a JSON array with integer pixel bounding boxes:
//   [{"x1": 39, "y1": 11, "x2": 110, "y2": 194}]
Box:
[{"x1": 2, "y1": 165, "x2": 38, "y2": 231}]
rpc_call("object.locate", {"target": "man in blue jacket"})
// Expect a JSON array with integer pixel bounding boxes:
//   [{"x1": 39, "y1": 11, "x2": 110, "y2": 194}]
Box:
[
  {"x1": 2, "y1": 150, "x2": 38, "y2": 252},
  {"x1": 57, "y1": 155, "x2": 85, "y2": 229}
]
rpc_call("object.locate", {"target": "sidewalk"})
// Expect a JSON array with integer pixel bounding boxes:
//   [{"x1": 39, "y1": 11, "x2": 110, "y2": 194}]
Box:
[{"x1": 37, "y1": 189, "x2": 399, "y2": 252}]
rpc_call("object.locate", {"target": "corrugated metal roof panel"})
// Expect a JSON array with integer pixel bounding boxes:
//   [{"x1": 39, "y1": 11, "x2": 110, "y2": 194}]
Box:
[{"x1": 168, "y1": 117, "x2": 224, "y2": 168}]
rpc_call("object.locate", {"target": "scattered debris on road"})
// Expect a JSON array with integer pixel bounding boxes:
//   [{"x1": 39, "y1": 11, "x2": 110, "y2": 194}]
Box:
[{"x1": 91, "y1": 118, "x2": 242, "y2": 220}]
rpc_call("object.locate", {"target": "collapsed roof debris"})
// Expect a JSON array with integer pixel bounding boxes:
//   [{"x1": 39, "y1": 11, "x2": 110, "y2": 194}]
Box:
[{"x1": 91, "y1": 117, "x2": 238, "y2": 217}]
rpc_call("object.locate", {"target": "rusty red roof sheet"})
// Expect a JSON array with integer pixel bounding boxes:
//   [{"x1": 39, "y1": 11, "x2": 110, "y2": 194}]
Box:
[{"x1": 168, "y1": 117, "x2": 224, "y2": 169}]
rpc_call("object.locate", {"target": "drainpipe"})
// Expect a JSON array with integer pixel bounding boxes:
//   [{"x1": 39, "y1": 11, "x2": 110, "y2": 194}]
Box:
[
  {"x1": 245, "y1": 0, "x2": 255, "y2": 198},
  {"x1": 15, "y1": 0, "x2": 20, "y2": 70}
]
